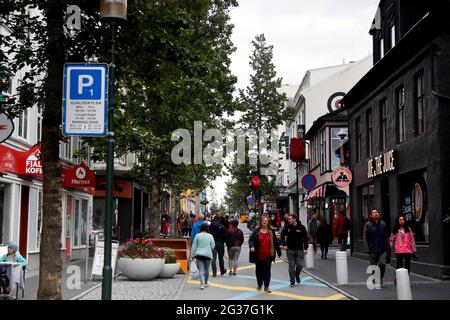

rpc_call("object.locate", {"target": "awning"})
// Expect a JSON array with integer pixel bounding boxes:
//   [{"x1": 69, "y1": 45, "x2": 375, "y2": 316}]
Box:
[{"x1": 305, "y1": 185, "x2": 325, "y2": 201}]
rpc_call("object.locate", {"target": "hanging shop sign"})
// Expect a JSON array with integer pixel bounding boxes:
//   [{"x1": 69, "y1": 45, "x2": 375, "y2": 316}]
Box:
[
  {"x1": 22, "y1": 145, "x2": 43, "y2": 176},
  {"x1": 331, "y1": 167, "x2": 352, "y2": 188},
  {"x1": 0, "y1": 113, "x2": 14, "y2": 144},
  {"x1": 368, "y1": 149, "x2": 396, "y2": 178},
  {"x1": 62, "y1": 161, "x2": 95, "y2": 188}
]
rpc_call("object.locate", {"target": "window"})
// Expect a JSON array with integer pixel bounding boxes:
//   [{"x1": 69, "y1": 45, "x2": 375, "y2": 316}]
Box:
[
  {"x1": 367, "y1": 108, "x2": 373, "y2": 157},
  {"x1": 320, "y1": 129, "x2": 326, "y2": 173},
  {"x1": 380, "y1": 99, "x2": 387, "y2": 150},
  {"x1": 64, "y1": 137, "x2": 72, "y2": 160},
  {"x1": 17, "y1": 109, "x2": 28, "y2": 139},
  {"x1": 37, "y1": 105, "x2": 42, "y2": 142},
  {"x1": 36, "y1": 190, "x2": 43, "y2": 250},
  {"x1": 415, "y1": 72, "x2": 425, "y2": 136},
  {"x1": 330, "y1": 128, "x2": 348, "y2": 170},
  {"x1": 72, "y1": 198, "x2": 88, "y2": 247},
  {"x1": 356, "y1": 117, "x2": 361, "y2": 162},
  {"x1": 397, "y1": 86, "x2": 406, "y2": 143},
  {"x1": 360, "y1": 184, "x2": 375, "y2": 239},
  {"x1": 390, "y1": 24, "x2": 396, "y2": 48},
  {"x1": 380, "y1": 38, "x2": 384, "y2": 58}
]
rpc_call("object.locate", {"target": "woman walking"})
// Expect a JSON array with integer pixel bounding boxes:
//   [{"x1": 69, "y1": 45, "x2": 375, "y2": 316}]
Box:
[
  {"x1": 249, "y1": 216, "x2": 282, "y2": 293},
  {"x1": 177, "y1": 213, "x2": 186, "y2": 238},
  {"x1": 191, "y1": 223, "x2": 215, "y2": 290},
  {"x1": 317, "y1": 219, "x2": 333, "y2": 259},
  {"x1": 391, "y1": 215, "x2": 416, "y2": 282},
  {"x1": 226, "y1": 220, "x2": 245, "y2": 276}
]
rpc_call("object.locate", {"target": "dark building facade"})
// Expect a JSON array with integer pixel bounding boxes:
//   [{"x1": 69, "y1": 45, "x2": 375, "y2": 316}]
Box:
[{"x1": 342, "y1": 0, "x2": 450, "y2": 279}]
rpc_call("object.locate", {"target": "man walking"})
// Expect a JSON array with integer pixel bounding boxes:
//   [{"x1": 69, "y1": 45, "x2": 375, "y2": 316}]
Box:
[
  {"x1": 209, "y1": 215, "x2": 227, "y2": 276},
  {"x1": 281, "y1": 214, "x2": 309, "y2": 287},
  {"x1": 364, "y1": 208, "x2": 390, "y2": 288}
]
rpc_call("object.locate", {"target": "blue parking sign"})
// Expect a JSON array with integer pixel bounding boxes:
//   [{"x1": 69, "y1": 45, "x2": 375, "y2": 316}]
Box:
[{"x1": 63, "y1": 63, "x2": 108, "y2": 136}]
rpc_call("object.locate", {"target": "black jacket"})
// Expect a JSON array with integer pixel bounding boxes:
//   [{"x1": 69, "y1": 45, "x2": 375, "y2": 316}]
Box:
[
  {"x1": 281, "y1": 223, "x2": 309, "y2": 251},
  {"x1": 364, "y1": 219, "x2": 389, "y2": 254},
  {"x1": 209, "y1": 221, "x2": 227, "y2": 248},
  {"x1": 248, "y1": 229, "x2": 282, "y2": 262},
  {"x1": 317, "y1": 224, "x2": 333, "y2": 245}
]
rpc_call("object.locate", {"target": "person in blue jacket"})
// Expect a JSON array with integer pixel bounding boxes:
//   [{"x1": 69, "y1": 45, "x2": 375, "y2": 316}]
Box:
[
  {"x1": 190, "y1": 213, "x2": 207, "y2": 246},
  {"x1": 0, "y1": 242, "x2": 27, "y2": 294}
]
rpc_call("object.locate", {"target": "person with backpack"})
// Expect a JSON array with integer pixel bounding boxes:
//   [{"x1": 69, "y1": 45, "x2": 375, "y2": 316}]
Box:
[
  {"x1": 209, "y1": 215, "x2": 227, "y2": 277},
  {"x1": 317, "y1": 218, "x2": 333, "y2": 259},
  {"x1": 391, "y1": 215, "x2": 416, "y2": 283},
  {"x1": 226, "y1": 220, "x2": 245, "y2": 276},
  {"x1": 336, "y1": 211, "x2": 351, "y2": 251}
]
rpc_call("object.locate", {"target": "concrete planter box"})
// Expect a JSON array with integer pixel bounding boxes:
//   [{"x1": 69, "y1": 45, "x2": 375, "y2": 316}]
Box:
[
  {"x1": 158, "y1": 263, "x2": 181, "y2": 278},
  {"x1": 117, "y1": 257, "x2": 164, "y2": 280}
]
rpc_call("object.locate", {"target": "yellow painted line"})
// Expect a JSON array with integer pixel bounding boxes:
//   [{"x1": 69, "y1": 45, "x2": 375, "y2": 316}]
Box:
[{"x1": 186, "y1": 280, "x2": 346, "y2": 300}]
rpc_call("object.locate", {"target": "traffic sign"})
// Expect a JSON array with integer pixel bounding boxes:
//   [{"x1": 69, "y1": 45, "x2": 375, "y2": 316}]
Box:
[
  {"x1": 301, "y1": 174, "x2": 317, "y2": 191},
  {"x1": 0, "y1": 113, "x2": 14, "y2": 144},
  {"x1": 332, "y1": 167, "x2": 353, "y2": 188},
  {"x1": 63, "y1": 63, "x2": 108, "y2": 136}
]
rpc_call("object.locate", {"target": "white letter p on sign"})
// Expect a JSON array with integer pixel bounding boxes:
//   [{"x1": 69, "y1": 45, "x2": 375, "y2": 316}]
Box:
[{"x1": 78, "y1": 75, "x2": 94, "y2": 95}]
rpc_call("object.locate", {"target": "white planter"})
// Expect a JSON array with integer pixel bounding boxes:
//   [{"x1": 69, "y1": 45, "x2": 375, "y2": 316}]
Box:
[
  {"x1": 159, "y1": 263, "x2": 181, "y2": 278},
  {"x1": 117, "y1": 257, "x2": 164, "y2": 281}
]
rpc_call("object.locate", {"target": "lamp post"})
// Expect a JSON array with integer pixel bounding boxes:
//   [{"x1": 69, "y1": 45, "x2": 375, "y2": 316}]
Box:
[{"x1": 100, "y1": 0, "x2": 127, "y2": 301}]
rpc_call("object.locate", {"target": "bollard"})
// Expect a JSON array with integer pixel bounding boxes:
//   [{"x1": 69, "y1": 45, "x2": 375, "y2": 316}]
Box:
[
  {"x1": 396, "y1": 268, "x2": 412, "y2": 300},
  {"x1": 335, "y1": 251, "x2": 349, "y2": 285},
  {"x1": 305, "y1": 244, "x2": 314, "y2": 269}
]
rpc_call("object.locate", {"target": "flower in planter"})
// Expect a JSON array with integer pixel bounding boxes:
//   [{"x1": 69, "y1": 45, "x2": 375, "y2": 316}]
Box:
[
  {"x1": 161, "y1": 247, "x2": 177, "y2": 264},
  {"x1": 119, "y1": 238, "x2": 164, "y2": 259}
]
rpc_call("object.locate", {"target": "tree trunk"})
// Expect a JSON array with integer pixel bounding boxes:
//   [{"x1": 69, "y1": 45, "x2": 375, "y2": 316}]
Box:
[
  {"x1": 37, "y1": 0, "x2": 64, "y2": 300},
  {"x1": 149, "y1": 176, "x2": 161, "y2": 238}
]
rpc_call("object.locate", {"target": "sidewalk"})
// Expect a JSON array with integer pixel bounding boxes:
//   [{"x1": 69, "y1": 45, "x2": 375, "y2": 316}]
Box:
[
  {"x1": 304, "y1": 248, "x2": 450, "y2": 300},
  {"x1": 16, "y1": 258, "x2": 98, "y2": 300}
]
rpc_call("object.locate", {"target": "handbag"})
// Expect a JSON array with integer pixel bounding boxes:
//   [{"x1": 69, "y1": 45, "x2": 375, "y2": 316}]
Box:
[
  {"x1": 189, "y1": 259, "x2": 199, "y2": 280},
  {"x1": 249, "y1": 251, "x2": 257, "y2": 264}
]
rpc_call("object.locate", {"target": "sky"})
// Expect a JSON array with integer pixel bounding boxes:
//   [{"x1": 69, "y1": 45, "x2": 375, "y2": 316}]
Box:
[{"x1": 209, "y1": 0, "x2": 380, "y2": 206}]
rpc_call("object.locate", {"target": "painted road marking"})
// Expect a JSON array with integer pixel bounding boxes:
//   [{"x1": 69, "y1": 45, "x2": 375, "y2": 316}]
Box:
[{"x1": 186, "y1": 280, "x2": 346, "y2": 300}]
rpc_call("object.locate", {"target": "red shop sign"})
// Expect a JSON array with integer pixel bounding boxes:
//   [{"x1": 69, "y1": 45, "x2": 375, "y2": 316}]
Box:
[
  {"x1": 62, "y1": 161, "x2": 95, "y2": 188},
  {"x1": 0, "y1": 144, "x2": 43, "y2": 178}
]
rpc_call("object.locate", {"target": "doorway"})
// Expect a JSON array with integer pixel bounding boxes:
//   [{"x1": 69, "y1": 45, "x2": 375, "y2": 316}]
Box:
[{"x1": 19, "y1": 185, "x2": 30, "y2": 258}]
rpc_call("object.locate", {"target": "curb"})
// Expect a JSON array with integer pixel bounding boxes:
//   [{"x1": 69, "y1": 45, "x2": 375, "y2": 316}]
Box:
[
  {"x1": 172, "y1": 275, "x2": 188, "y2": 300},
  {"x1": 69, "y1": 283, "x2": 102, "y2": 300},
  {"x1": 302, "y1": 269, "x2": 360, "y2": 301}
]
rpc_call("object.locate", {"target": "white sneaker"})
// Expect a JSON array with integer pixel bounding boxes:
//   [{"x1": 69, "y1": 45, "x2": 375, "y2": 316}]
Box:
[
  {"x1": 200, "y1": 284, "x2": 205, "y2": 290},
  {"x1": 375, "y1": 284, "x2": 381, "y2": 290},
  {"x1": 205, "y1": 283, "x2": 209, "y2": 287}
]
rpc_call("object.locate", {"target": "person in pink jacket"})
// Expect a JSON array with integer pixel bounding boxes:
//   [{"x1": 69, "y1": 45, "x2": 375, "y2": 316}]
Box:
[{"x1": 391, "y1": 215, "x2": 416, "y2": 278}]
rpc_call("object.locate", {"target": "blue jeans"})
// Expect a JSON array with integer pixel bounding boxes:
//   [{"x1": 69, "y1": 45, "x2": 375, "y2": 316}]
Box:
[{"x1": 196, "y1": 257, "x2": 211, "y2": 285}]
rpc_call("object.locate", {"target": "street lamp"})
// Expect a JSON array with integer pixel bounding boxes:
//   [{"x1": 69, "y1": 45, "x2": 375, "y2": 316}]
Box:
[
  {"x1": 100, "y1": 0, "x2": 127, "y2": 301},
  {"x1": 337, "y1": 128, "x2": 347, "y2": 167}
]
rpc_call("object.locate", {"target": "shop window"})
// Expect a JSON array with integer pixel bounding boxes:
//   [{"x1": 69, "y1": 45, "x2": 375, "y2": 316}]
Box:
[
  {"x1": 36, "y1": 190, "x2": 43, "y2": 250},
  {"x1": 400, "y1": 170, "x2": 429, "y2": 244},
  {"x1": 415, "y1": 72, "x2": 425, "y2": 136},
  {"x1": 379, "y1": 99, "x2": 387, "y2": 150},
  {"x1": 0, "y1": 183, "x2": 11, "y2": 245},
  {"x1": 72, "y1": 198, "x2": 88, "y2": 247},
  {"x1": 397, "y1": 86, "x2": 406, "y2": 143},
  {"x1": 330, "y1": 127, "x2": 348, "y2": 170},
  {"x1": 359, "y1": 184, "x2": 375, "y2": 239}
]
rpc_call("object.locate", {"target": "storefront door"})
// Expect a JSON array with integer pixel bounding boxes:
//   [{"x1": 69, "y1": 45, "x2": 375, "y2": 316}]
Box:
[
  {"x1": 19, "y1": 185, "x2": 29, "y2": 258},
  {"x1": 0, "y1": 183, "x2": 7, "y2": 244}
]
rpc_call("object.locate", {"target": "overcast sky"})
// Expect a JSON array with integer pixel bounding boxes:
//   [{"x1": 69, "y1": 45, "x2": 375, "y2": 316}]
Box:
[{"x1": 209, "y1": 0, "x2": 380, "y2": 206}]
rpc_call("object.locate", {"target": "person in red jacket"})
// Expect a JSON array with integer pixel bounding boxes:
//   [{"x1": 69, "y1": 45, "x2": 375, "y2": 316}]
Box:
[
  {"x1": 335, "y1": 211, "x2": 351, "y2": 251},
  {"x1": 391, "y1": 215, "x2": 416, "y2": 282},
  {"x1": 161, "y1": 217, "x2": 170, "y2": 237}
]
